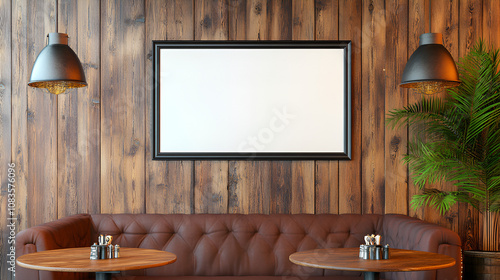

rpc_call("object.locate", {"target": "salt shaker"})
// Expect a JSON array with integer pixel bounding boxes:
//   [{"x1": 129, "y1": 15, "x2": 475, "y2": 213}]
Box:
[
  {"x1": 90, "y1": 243, "x2": 98, "y2": 260},
  {"x1": 107, "y1": 244, "x2": 114, "y2": 259},
  {"x1": 114, "y1": 244, "x2": 120, "y2": 258}
]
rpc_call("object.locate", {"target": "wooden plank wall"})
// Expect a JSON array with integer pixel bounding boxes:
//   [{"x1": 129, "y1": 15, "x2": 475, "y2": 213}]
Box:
[{"x1": 2, "y1": 0, "x2": 500, "y2": 277}]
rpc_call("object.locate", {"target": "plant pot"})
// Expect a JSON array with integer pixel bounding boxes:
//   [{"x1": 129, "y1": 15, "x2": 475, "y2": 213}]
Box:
[{"x1": 463, "y1": 251, "x2": 500, "y2": 280}]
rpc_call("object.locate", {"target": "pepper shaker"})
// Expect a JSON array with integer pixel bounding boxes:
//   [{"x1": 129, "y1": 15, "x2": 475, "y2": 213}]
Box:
[
  {"x1": 369, "y1": 245, "x2": 376, "y2": 260},
  {"x1": 375, "y1": 246, "x2": 382, "y2": 260},
  {"x1": 383, "y1": 244, "x2": 390, "y2": 259}
]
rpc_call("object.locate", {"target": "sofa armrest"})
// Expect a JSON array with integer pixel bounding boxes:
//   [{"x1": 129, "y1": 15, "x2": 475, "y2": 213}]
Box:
[
  {"x1": 15, "y1": 214, "x2": 93, "y2": 280},
  {"x1": 382, "y1": 214, "x2": 461, "y2": 280}
]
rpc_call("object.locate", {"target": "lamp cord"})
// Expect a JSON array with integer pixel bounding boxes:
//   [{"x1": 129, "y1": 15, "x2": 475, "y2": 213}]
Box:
[
  {"x1": 428, "y1": 0, "x2": 431, "y2": 33},
  {"x1": 55, "y1": 0, "x2": 58, "y2": 33}
]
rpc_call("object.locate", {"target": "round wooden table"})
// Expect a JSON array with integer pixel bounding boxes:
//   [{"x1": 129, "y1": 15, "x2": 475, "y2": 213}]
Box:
[
  {"x1": 17, "y1": 247, "x2": 177, "y2": 280},
  {"x1": 289, "y1": 247, "x2": 456, "y2": 280}
]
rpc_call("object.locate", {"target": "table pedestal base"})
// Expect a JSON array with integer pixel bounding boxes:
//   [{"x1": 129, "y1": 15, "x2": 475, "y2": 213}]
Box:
[
  {"x1": 96, "y1": 271, "x2": 119, "y2": 280},
  {"x1": 364, "y1": 271, "x2": 380, "y2": 280}
]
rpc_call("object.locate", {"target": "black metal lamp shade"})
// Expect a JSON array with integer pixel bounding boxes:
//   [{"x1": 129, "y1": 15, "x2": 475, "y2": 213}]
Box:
[
  {"x1": 400, "y1": 33, "x2": 460, "y2": 95},
  {"x1": 28, "y1": 33, "x2": 87, "y2": 95}
]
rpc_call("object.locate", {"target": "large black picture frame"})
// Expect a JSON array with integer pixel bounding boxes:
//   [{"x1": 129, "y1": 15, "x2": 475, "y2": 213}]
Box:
[{"x1": 153, "y1": 40, "x2": 351, "y2": 160}]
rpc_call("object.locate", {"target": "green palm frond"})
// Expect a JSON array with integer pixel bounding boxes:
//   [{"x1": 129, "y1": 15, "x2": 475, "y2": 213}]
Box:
[{"x1": 388, "y1": 41, "x2": 500, "y2": 214}]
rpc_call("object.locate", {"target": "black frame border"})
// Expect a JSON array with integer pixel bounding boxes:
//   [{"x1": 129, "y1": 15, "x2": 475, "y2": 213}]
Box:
[{"x1": 152, "y1": 40, "x2": 351, "y2": 160}]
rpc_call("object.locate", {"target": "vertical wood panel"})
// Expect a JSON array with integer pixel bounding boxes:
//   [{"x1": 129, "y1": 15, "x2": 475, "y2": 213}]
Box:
[
  {"x1": 361, "y1": 0, "x2": 386, "y2": 214},
  {"x1": 11, "y1": 0, "x2": 29, "y2": 233},
  {"x1": 145, "y1": 0, "x2": 194, "y2": 214},
  {"x1": 229, "y1": 0, "x2": 268, "y2": 40},
  {"x1": 315, "y1": 161, "x2": 339, "y2": 214},
  {"x1": 0, "y1": 0, "x2": 11, "y2": 278},
  {"x1": 271, "y1": 161, "x2": 292, "y2": 213},
  {"x1": 266, "y1": 0, "x2": 292, "y2": 40},
  {"x1": 314, "y1": 0, "x2": 340, "y2": 214},
  {"x1": 424, "y1": 0, "x2": 459, "y2": 233},
  {"x1": 228, "y1": 162, "x2": 271, "y2": 214},
  {"x1": 291, "y1": 161, "x2": 315, "y2": 213},
  {"x1": 315, "y1": 0, "x2": 338, "y2": 41},
  {"x1": 384, "y1": 0, "x2": 408, "y2": 215},
  {"x1": 483, "y1": 0, "x2": 500, "y2": 47},
  {"x1": 195, "y1": 0, "x2": 228, "y2": 40},
  {"x1": 57, "y1": 0, "x2": 101, "y2": 218},
  {"x1": 194, "y1": 0, "x2": 229, "y2": 214},
  {"x1": 101, "y1": 0, "x2": 146, "y2": 214},
  {"x1": 459, "y1": 0, "x2": 482, "y2": 251},
  {"x1": 338, "y1": 0, "x2": 362, "y2": 214},
  {"x1": 227, "y1": 0, "x2": 271, "y2": 214},
  {"x1": 26, "y1": 0, "x2": 58, "y2": 228},
  {"x1": 407, "y1": 0, "x2": 425, "y2": 220},
  {"x1": 194, "y1": 161, "x2": 228, "y2": 213},
  {"x1": 292, "y1": 0, "x2": 314, "y2": 40}
]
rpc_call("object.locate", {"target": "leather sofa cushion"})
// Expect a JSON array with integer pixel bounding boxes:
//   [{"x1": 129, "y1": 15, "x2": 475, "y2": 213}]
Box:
[{"x1": 91, "y1": 214, "x2": 383, "y2": 277}]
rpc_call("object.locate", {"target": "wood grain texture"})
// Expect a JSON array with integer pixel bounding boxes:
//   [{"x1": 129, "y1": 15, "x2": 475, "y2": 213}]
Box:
[
  {"x1": 229, "y1": 0, "x2": 268, "y2": 40},
  {"x1": 17, "y1": 247, "x2": 176, "y2": 272},
  {"x1": 145, "y1": 0, "x2": 194, "y2": 214},
  {"x1": 289, "y1": 248, "x2": 456, "y2": 272},
  {"x1": 266, "y1": 0, "x2": 292, "y2": 40},
  {"x1": 26, "y1": 0, "x2": 58, "y2": 228},
  {"x1": 291, "y1": 161, "x2": 315, "y2": 213},
  {"x1": 361, "y1": 0, "x2": 386, "y2": 214},
  {"x1": 314, "y1": 0, "x2": 339, "y2": 215},
  {"x1": 315, "y1": 0, "x2": 338, "y2": 41},
  {"x1": 338, "y1": 0, "x2": 362, "y2": 214},
  {"x1": 292, "y1": 0, "x2": 314, "y2": 40},
  {"x1": 483, "y1": 0, "x2": 500, "y2": 47},
  {"x1": 458, "y1": 0, "x2": 482, "y2": 251},
  {"x1": 195, "y1": 0, "x2": 228, "y2": 40},
  {"x1": 11, "y1": 0, "x2": 29, "y2": 234},
  {"x1": 57, "y1": 0, "x2": 101, "y2": 218},
  {"x1": 315, "y1": 161, "x2": 339, "y2": 214},
  {"x1": 384, "y1": 0, "x2": 408, "y2": 215},
  {"x1": 407, "y1": 0, "x2": 425, "y2": 221},
  {"x1": 193, "y1": 0, "x2": 229, "y2": 214},
  {"x1": 270, "y1": 161, "x2": 292, "y2": 213},
  {"x1": 229, "y1": 161, "x2": 271, "y2": 214},
  {"x1": 194, "y1": 161, "x2": 228, "y2": 213},
  {"x1": 100, "y1": 0, "x2": 146, "y2": 214},
  {"x1": 0, "y1": 0, "x2": 11, "y2": 279}
]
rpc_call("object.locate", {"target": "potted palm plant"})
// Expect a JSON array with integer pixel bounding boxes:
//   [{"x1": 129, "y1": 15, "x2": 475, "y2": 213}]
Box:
[{"x1": 387, "y1": 41, "x2": 500, "y2": 279}]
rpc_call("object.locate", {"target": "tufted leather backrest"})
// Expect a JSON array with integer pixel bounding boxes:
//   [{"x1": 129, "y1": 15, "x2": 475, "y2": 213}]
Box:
[{"x1": 90, "y1": 214, "x2": 383, "y2": 277}]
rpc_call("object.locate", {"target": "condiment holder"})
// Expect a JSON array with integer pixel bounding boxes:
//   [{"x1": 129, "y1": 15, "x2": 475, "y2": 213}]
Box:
[
  {"x1": 359, "y1": 234, "x2": 390, "y2": 260},
  {"x1": 90, "y1": 234, "x2": 120, "y2": 260}
]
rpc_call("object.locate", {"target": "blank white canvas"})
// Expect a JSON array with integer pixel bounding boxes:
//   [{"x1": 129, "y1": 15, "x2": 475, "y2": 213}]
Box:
[{"x1": 159, "y1": 48, "x2": 346, "y2": 153}]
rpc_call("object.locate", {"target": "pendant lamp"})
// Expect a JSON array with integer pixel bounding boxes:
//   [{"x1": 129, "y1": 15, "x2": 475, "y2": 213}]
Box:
[
  {"x1": 28, "y1": 33, "x2": 87, "y2": 95},
  {"x1": 400, "y1": 2, "x2": 460, "y2": 95}
]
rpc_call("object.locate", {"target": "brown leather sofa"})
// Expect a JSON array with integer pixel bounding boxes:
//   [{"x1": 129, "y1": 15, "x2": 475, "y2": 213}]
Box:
[{"x1": 16, "y1": 214, "x2": 461, "y2": 280}]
